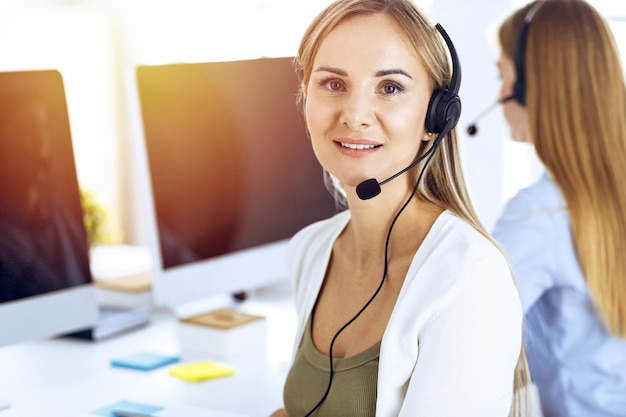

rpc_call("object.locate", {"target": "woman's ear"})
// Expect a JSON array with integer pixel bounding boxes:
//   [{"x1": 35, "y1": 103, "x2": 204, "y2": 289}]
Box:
[{"x1": 422, "y1": 131, "x2": 434, "y2": 142}]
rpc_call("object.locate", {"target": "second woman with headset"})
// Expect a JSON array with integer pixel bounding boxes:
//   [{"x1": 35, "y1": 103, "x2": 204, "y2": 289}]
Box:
[{"x1": 492, "y1": 0, "x2": 626, "y2": 416}]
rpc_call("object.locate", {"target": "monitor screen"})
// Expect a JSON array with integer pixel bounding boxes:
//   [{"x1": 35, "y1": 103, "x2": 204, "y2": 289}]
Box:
[
  {"x1": 132, "y1": 57, "x2": 338, "y2": 314},
  {"x1": 0, "y1": 69, "x2": 98, "y2": 348}
]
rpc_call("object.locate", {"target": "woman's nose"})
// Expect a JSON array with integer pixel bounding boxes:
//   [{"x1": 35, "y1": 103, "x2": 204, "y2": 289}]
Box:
[{"x1": 339, "y1": 90, "x2": 374, "y2": 130}]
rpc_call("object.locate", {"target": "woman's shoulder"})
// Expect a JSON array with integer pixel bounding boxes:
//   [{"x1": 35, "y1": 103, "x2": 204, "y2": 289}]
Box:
[
  {"x1": 411, "y1": 211, "x2": 511, "y2": 294},
  {"x1": 500, "y1": 172, "x2": 564, "y2": 218},
  {"x1": 428, "y1": 211, "x2": 502, "y2": 257},
  {"x1": 492, "y1": 172, "x2": 566, "y2": 250},
  {"x1": 394, "y1": 212, "x2": 519, "y2": 341}
]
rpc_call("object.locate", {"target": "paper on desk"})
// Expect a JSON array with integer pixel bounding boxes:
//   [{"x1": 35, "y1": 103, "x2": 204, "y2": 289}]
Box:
[
  {"x1": 168, "y1": 360, "x2": 235, "y2": 382},
  {"x1": 153, "y1": 404, "x2": 250, "y2": 417},
  {"x1": 111, "y1": 351, "x2": 180, "y2": 371},
  {"x1": 91, "y1": 399, "x2": 164, "y2": 416}
]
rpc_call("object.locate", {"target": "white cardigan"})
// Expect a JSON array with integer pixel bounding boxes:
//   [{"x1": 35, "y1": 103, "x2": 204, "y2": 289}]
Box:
[{"x1": 287, "y1": 210, "x2": 522, "y2": 417}]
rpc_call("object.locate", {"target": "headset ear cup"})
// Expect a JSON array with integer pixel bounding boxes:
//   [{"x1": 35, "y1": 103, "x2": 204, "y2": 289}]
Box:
[
  {"x1": 425, "y1": 89, "x2": 447, "y2": 133},
  {"x1": 425, "y1": 89, "x2": 461, "y2": 134},
  {"x1": 442, "y1": 93, "x2": 461, "y2": 130}
]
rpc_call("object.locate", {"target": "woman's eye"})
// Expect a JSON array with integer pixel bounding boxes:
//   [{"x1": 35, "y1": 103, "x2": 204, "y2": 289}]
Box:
[
  {"x1": 324, "y1": 80, "x2": 344, "y2": 91},
  {"x1": 380, "y1": 82, "x2": 404, "y2": 95}
]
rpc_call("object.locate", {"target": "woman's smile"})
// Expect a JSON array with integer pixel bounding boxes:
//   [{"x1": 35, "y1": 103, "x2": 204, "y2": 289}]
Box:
[{"x1": 335, "y1": 138, "x2": 382, "y2": 156}]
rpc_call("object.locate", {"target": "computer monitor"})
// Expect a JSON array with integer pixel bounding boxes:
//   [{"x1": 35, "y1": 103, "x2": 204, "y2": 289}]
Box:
[
  {"x1": 0, "y1": 69, "x2": 99, "y2": 351},
  {"x1": 130, "y1": 57, "x2": 338, "y2": 315}
]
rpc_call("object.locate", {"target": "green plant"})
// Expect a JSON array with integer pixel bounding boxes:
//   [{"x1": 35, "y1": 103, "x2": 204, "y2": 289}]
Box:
[{"x1": 80, "y1": 188, "x2": 115, "y2": 247}]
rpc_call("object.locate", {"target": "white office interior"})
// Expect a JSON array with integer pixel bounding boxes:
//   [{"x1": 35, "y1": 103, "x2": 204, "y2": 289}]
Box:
[{"x1": 0, "y1": 1, "x2": 624, "y2": 416}]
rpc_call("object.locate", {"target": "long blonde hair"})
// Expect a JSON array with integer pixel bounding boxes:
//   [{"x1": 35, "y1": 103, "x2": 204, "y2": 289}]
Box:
[
  {"x1": 296, "y1": 0, "x2": 532, "y2": 414},
  {"x1": 500, "y1": 0, "x2": 626, "y2": 337}
]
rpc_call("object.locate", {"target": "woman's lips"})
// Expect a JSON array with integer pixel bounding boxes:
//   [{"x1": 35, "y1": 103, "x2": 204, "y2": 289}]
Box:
[{"x1": 335, "y1": 139, "x2": 382, "y2": 156}]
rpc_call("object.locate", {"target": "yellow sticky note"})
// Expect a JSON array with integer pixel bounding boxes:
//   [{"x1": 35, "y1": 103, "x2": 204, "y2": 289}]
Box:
[{"x1": 168, "y1": 360, "x2": 235, "y2": 382}]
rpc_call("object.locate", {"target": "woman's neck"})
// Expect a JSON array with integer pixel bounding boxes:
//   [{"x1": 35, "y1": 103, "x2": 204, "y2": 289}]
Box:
[{"x1": 340, "y1": 193, "x2": 443, "y2": 267}]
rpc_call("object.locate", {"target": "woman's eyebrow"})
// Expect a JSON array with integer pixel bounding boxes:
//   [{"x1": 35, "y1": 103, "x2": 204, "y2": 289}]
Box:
[
  {"x1": 313, "y1": 65, "x2": 347, "y2": 76},
  {"x1": 312, "y1": 66, "x2": 413, "y2": 80},
  {"x1": 375, "y1": 68, "x2": 413, "y2": 79}
]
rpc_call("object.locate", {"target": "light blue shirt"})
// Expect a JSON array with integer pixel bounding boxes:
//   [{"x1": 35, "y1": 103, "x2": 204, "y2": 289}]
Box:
[{"x1": 492, "y1": 172, "x2": 626, "y2": 417}]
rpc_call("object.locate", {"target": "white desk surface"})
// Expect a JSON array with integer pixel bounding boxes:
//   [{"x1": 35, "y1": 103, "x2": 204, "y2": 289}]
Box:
[{"x1": 0, "y1": 283, "x2": 297, "y2": 417}]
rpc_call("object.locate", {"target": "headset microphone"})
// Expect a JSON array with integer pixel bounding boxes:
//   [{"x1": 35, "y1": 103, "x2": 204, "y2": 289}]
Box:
[
  {"x1": 355, "y1": 178, "x2": 382, "y2": 200},
  {"x1": 466, "y1": 94, "x2": 515, "y2": 136},
  {"x1": 356, "y1": 128, "x2": 448, "y2": 200}
]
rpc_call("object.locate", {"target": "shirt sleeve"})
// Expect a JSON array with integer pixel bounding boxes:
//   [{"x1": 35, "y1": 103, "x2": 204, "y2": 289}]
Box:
[{"x1": 398, "y1": 257, "x2": 523, "y2": 416}]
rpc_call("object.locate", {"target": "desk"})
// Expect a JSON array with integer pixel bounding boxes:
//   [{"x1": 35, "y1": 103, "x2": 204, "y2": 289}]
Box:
[{"x1": 0, "y1": 283, "x2": 297, "y2": 417}]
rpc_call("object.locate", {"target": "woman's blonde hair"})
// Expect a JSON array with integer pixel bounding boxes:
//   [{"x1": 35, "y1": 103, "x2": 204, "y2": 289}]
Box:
[
  {"x1": 296, "y1": 0, "x2": 532, "y2": 414},
  {"x1": 500, "y1": 0, "x2": 626, "y2": 338}
]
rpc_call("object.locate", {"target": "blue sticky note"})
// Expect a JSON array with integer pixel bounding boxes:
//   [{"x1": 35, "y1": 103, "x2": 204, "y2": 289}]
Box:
[
  {"x1": 111, "y1": 351, "x2": 180, "y2": 371},
  {"x1": 91, "y1": 399, "x2": 164, "y2": 417}
]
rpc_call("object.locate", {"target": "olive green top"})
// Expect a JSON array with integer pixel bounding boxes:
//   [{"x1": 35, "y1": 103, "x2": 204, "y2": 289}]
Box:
[{"x1": 283, "y1": 314, "x2": 381, "y2": 416}]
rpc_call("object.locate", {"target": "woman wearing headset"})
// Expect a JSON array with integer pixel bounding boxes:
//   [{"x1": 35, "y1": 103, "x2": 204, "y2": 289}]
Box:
[
  {"x1": 271, "y1": 0, "x2": 529, "y2": 416},
  {"x1": 492, "y1": 1, "x2": 626, "y2": 416}
]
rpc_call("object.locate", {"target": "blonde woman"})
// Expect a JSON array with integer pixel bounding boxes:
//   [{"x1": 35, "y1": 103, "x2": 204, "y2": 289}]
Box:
[
  {"x1": 492, "y1": 1, "x2": 626, "y2": 416},
  {"x1": 271, "y1": 0, "x2": 528, "y2": 415}
]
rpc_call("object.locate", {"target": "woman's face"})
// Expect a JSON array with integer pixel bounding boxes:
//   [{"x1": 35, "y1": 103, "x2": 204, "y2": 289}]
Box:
[
  {"x1": 497, "y1": 54, "x2": 528, "y2": 142},
  {"x1": 304, "y1": 12, "x2": 432, "y2": 194}
]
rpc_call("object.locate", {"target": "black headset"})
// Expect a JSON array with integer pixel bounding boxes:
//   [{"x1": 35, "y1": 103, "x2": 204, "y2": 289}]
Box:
[
  {"x1": 511, "y1": 1, "x2": 544, "y2": 106},
  {"x1": 424, "y1": 23, "x2": 462, "y2": 134},
  {"x1": 464, "y1": 1, "x2": 544, "y2": 135}
]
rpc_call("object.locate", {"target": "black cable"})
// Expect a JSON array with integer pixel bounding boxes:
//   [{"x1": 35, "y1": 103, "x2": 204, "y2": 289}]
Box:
[{"x1": 303, "y1": 121, "x2": 449, "y2": 416}]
